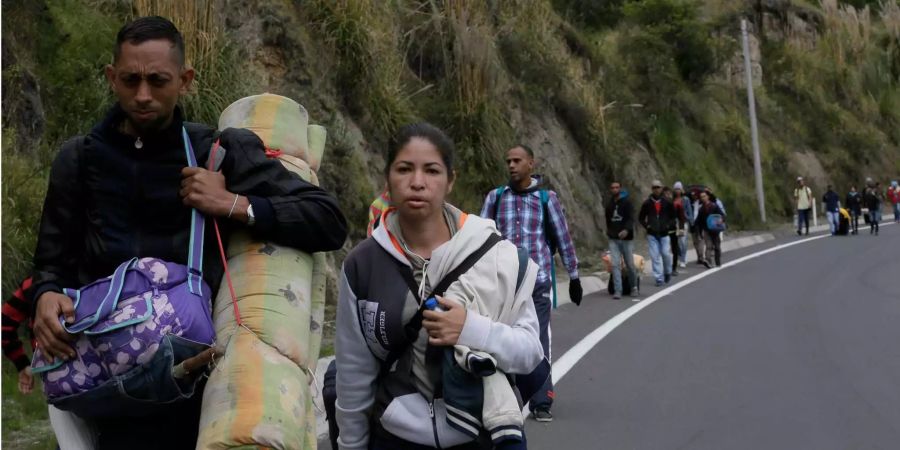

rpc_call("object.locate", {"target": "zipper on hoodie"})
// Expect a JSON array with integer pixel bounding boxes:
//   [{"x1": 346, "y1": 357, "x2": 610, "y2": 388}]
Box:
[{"x1": 429, "y1": 401, "x2": 442, "y2": 449}]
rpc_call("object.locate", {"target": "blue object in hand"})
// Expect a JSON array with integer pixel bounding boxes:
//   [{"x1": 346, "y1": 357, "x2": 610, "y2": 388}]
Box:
[{"x1": 424, "y1": 297, "x2": 443, "y2": 312}]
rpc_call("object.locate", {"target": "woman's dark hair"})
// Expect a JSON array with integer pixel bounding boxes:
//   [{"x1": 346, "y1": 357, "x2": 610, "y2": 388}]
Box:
[
  {"x1": 115, "y1": 16, "x2": 185, "y2": 66},
  {"x1": 385, "y1": 122, "x2": 455, "y2": 179}
]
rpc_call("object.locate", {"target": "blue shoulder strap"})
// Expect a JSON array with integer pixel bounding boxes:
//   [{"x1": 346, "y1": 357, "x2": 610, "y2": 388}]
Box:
[
  {"x1": 493, "y1": 186, "x2": 507, "y2": 222},
  {"x1": 182, "y1": 127, "x2": 206, "y2": 296}
]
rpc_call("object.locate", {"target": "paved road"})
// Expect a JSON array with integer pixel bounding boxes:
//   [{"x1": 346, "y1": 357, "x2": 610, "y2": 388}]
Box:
[{"x1": 528, "y1": 224, "x2": 900, "y2": 450}]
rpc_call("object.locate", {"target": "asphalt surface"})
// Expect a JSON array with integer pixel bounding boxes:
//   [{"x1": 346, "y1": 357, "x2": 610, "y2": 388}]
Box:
[{"x1": 527, "y1": 223, "x2": 900, "y2": 450}]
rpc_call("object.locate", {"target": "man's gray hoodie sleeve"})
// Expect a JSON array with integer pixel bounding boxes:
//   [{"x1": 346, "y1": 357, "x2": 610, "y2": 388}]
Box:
[{"x1": 335, "y1": 269, "x2": 379, "y2": 450}]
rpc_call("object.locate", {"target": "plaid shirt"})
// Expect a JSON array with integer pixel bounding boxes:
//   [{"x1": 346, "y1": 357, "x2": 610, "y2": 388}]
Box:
[{"x1": 481, "y1": 184, "x2": 579, "y2": 284}]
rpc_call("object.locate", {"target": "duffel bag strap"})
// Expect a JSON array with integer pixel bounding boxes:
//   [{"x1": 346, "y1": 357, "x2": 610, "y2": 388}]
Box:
[
  {"x1": 182, "y1": 127, "x2": 206, "y2": 296},
  {"x1": 63, "y1": 257, "x2": 139, "y2": 334}
]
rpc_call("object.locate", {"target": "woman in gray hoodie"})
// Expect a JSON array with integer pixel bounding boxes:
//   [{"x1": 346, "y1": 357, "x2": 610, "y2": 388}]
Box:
[{"x1": 335, "y1": 123, "x2": 544, "y2": 450}]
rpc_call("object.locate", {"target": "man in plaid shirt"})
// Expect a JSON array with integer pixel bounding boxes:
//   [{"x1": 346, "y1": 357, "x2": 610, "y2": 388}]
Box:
[{"x1": 480, "y1": 144, "x2": 582, "y2": 423}]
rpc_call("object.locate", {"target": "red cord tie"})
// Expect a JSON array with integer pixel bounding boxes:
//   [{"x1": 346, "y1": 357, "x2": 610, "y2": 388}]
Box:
[
  {"x1": 208, "y1": 140, "x2": 243, "y2": 327},
  {"x1": 264, "y1": 147, "x2": 284, "y2": 159}
]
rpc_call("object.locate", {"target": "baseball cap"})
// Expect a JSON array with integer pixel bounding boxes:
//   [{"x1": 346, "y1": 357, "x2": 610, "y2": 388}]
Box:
[{"x1": 651, "y1": 180, "x2": 663, "y2": 188}]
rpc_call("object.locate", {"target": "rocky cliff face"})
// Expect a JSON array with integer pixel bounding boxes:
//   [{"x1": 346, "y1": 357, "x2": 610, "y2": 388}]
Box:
[{"x1": 2, "y1": 0, "x2": 898, "y2": 302}]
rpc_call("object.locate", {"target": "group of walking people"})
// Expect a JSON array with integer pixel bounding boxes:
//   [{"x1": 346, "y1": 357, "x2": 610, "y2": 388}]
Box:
[
  {"x1": 604, "y1": 180, "x2": 727, "y2": 299},
  {"x1": 797, "y1": 177, "x2": 898, "y2": 236},
  {"x1": 6, "y1": 16, "x2": 585, "y2": 449},
  {"x1": 5, "y1": 14, "x2": 900, "y2": 450}
]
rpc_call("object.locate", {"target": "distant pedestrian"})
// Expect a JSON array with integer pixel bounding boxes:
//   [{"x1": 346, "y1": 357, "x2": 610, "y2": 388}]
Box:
[
  {"x1": 662, "y1": 187, "x2": 680, "y2": 277},
  {"x1": 689, "y1": 189, "x2": 706, "y2": 266},
  {"x1": 2, "y1": 278, "x2": 35, "y2": 395},
  {"x1": 888, "y1": 181, "x2": 899, "y2": 223},
  {"x1": 605, "y1": 182, "x2": 638, "y2": 299},
  {"x1": 672, "y1": 182, "x2": 691, "y2": 269},
  {"x1": 696, "y1": 190, "x2": 724, "y2": 268},
  {"x1": 638, "y1": 180, "x2": 675, "y2": 286},
  {"x1": 822, "y1": 185, "x2": 841, "y2": 235},
  {"x1": 365, "y1": 187, "x2": 391, "y2": 237},
  {"x1": 846, "y1": 185, "x2": 862, "y2": 235},
  {"x1": 864, "y1": 179, "x2": 881, "y2": 235},
  {"x1": 794, "y1": 177, "x2": 813, "y2": 236}
]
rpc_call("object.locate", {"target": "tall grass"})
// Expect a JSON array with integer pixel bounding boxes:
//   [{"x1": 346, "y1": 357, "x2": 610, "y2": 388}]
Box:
[
  {"x1": 307, "y1": 0, "x2": 415, "y2": 142},
  {"x1": 132, "y1": 0, "x2": 254, "y2": 126}
]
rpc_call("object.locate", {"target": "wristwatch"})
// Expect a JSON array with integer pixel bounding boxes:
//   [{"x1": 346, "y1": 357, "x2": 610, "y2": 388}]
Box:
[{"x1": 246, "y1": 203, "x2": 256, "y2": 226}]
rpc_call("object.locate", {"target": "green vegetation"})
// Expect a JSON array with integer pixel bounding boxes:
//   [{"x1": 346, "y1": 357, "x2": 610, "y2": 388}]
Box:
[{"x1": 2, "y1": 357, "x2": 56, "y2": 449}]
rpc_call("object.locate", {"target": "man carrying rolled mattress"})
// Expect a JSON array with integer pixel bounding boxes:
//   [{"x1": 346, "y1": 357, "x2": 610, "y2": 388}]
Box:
[{"x1": 30, "y1": 16, "x2": 348, "y2": 449}]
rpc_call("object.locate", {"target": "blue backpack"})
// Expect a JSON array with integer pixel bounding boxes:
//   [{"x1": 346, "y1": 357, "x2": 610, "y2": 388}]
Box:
[{"x1": 707, "y1": 213, "x2": 726, "y2": 232}]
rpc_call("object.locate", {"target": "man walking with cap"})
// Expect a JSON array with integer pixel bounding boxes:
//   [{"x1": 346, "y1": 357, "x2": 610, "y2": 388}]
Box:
[{"x1": 639, "y1": 180, "x2": 675, "y2": 286}]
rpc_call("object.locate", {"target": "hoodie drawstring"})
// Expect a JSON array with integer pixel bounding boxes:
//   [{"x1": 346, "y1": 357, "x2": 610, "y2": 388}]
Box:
[{"x1": 418, "y1": 260, "x2": 430, "y2": 306}]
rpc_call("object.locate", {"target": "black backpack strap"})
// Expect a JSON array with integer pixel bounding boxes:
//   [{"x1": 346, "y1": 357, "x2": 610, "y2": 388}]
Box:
[
  {"x1": 431, "y1": 233, "x2": 503, "y2": 297},
  {"x1": 515, "y1": 246, "x2": 529, "y2": 294},
  {"x1": 540, "y1": 189, "x2": 560, "y2": 254}
]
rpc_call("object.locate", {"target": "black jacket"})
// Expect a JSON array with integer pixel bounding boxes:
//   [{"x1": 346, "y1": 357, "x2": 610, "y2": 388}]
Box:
[
  {"x1": 638, "y1": 195, "x2": 675, "y2": 237},
  {"x1": 845, "y1": 191, "x2": 862, "y2": 213},
  {"x1": 605, "y1": 193, "x2": 634, "y2": 240},
  {"x1": 31, "y1": 105, "x2": 348, "y2": 303},
  {"x1": 864, "y1": 188, "x2": 881, "y2": 210}
]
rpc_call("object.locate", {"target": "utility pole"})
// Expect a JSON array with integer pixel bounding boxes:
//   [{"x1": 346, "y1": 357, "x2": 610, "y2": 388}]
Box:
[{"x1": 742, "y1": 18, "x2": 766, "y2": 223}]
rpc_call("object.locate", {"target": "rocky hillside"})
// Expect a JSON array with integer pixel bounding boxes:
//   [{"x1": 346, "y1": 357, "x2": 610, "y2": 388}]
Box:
[{"x1": 3, "y1": 0, "x2": 900, "y2": 299}]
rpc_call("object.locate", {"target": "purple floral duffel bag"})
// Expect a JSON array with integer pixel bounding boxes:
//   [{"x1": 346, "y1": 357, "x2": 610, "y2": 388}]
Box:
[{"x1": 31, "y1": 128, "x2": 216, "y2": 418}]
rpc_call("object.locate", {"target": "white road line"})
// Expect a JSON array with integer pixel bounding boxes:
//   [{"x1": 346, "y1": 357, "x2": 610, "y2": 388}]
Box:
[{"x1": 551, "y1": 222, "x2": 896, "y2": 384}]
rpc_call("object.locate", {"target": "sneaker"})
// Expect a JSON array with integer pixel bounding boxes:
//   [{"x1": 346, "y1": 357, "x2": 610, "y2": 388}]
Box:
[
  {"x1": 630, "y1": 288, "x2": 639, "y2": 298},
  {"x1": 533, "y1": 409, "x2": 553, "y2": 422},
  {"x1": 613, "y1": 293, "x2": 621, "y2": 300},
  {"x1": 664, "y1": 274, "x2": 671, "y2": 283},
  {"x1": 702, "y1": 260, "x2": 712, "y2": 269},
  {"x1": 797, "y1": 229, "x2": 802, "y2": 236},
  {"x1": 671, "y1": 271, "x2": 679, "y2": 277},
  {"x1": 655, "y1": 280, "x2": 664, "y2": 287},
  {"x1": 679, "y1": 262, "x2": 686, "y2": 268}
]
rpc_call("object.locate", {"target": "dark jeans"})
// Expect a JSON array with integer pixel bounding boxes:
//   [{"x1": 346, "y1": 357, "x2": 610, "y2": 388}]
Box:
[
  {"x1": 669, "y1": 231, "x2": 679, "y2": 272},
  {"x1": 527, "y1": 280, "x2": 553, "y2": 412},
  {"x1": 94, "y1": 380, "x2": 205, "y2": 450},
  {"x1": 703, "y1": 231, "x2": 722, "y2": 267},
  {"x1": 324, "y1": 359, "x2": 339, "y2": 450},
  {"x1": 870, "y1": 210, "x2": 880, "y2": 233},
  {"x1": 850, "y1": 211, "x2": 860, "y2": 233},
  {"x1": 797, "y1": 208, "x2": 811, "y2": 234}
]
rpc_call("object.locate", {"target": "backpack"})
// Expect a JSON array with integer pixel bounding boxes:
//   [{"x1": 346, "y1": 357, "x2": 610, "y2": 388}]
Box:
[
  {"x1": 707, "y1": 213, "x2": 726, "y2": 233},
  {"x1": 30, "y1": 128, "x2": 216, "y2": 418}
]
